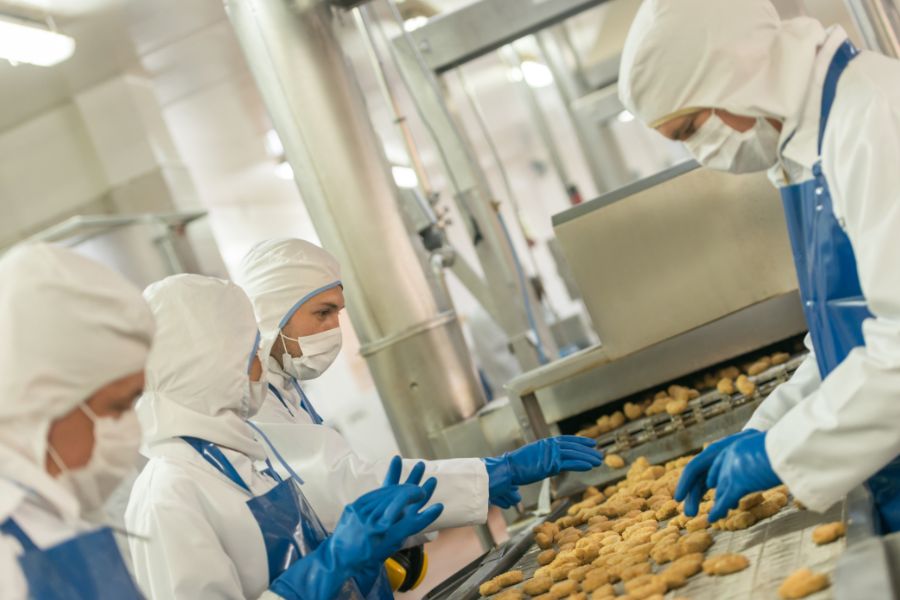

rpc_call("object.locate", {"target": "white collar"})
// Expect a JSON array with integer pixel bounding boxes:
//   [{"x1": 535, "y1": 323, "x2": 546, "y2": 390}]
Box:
[{"x1": 770, "y1": 26, "x2": 849, "y2": 187}]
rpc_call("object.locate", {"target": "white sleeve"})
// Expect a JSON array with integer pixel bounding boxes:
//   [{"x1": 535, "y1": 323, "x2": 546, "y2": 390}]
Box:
[
  {"x1": 743, "y1": 335, "x2": 821, "y2": 431},
  {"x1": 127, "y1": 487, "x2": 247, "y2": 599},
  {"x1": 767, "y1": 62, "x2": 900, "y2": 512},
  {"x1": 252, "y1": 420, "x2": 490, "y2": 534}
]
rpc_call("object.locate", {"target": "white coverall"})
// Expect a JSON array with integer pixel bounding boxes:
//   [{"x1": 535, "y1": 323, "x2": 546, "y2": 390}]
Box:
[
  {"x1": 238, "y1": 239, "x2": 489, "y2": 533},
  {"x1": 126, "y1": 275, "x2": 289, "y2": 599},
  {"x1": 0, "y1": 244, "x2": 155, "y2": 598},
  {"x1": 620, "y1": 0, "x2": 900, "y2": 512}
]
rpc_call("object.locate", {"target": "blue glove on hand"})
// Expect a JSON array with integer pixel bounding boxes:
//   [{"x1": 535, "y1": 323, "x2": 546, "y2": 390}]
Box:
[
  {"x1": 707, "y1": 430, "x2": 781, "y2": 523},
  {"x1": 484, "y1": 436, "x2": 603, "y2": 508},
  {"x1": 270, "y1": 456, "x2": 444, "y2": 600},
  {"x1": 674, "y1": 429, "x2": 759, "y2": 516}
]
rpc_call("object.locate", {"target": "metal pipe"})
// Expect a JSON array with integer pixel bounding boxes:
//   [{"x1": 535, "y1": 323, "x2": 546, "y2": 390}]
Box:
[
  {"x1": 375, "y1": 0, "x2": 558, "y2": 370},
  {"x1": 353, "y1": 8, "x2": 434, "y2": 196},
  {"x1": 225, "y1": 0, "x2": 485, "y2": 459},
  {"x1": 499, "y1": 45, "x2": 584, "y2": 206},
  {"x1": 535, "y1": 30, "x2": 630, "y2": 193},
  {"x1": 845, "y1": 0, "x2": 900, "y2": 58}
]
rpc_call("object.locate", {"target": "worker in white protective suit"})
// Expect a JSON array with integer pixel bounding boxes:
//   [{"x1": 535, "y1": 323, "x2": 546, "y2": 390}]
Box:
[
  {"x1": 0, "y1": 243, "x2": 154, "y2": 599},
  {"x1": 126, "y1": 274, "x2": 443, "y2": 600},
  {"x1": 620, "y1": 0, "x2": 900, "y2": 531},
  {"x1": 236, "y1": 239, "x2": 604, "y2": 544}
]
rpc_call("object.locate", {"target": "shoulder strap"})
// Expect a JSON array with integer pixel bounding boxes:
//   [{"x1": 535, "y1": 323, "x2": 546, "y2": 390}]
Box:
[
  {"x1": 0, "y1": 518, "x2": 38, "y2": 552},
  {"x1": 267, "y1": 383, "x2": 295, "y2": 418},
  {"x1": 181, "y1": 436, "x2": 251, "y2": 493},
  {"x1": 818, "y1": 41, "x2": 859, "y2": 154}
]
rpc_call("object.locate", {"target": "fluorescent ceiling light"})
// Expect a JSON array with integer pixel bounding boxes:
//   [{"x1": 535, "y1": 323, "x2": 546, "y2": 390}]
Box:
[
  {"x1": 616, "y1": 110, "x2": 635, "y2": 123},
  {"x1": 274, "y1": 161, "x2": 294, "y2": 180},
  {"x1": 0, "y1": 15, "x2": 75, "y2": 67},
  {"x1": 520, "y1": 60, "x2": 553, "y2": 88},
  {"x1": 392, "y1": 165, "x2": 418, "y2": 189}
]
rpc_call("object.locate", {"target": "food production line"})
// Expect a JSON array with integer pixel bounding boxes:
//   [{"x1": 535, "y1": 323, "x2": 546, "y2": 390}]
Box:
[{"x1": 427, "y1": 162, "x2": 900, "y2": 599}]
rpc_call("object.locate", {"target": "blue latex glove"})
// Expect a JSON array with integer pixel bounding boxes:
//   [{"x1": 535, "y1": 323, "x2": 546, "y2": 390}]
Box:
[
  {"x1": 707, "y1": 430, "x2": 781, "y2": 523},
  {"x1": 674, "y1": 429, "x2": 759, "y2": 516},
  {"x1": 270, "y1": 456, "x2": 444, "y2": 600},
  {"x1": 483, "y1": 436, "x2": 603, "y2": 508}
]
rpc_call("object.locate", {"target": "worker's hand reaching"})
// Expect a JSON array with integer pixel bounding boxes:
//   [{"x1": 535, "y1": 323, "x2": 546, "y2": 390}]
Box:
[
  {"x1": 675, "y1": 428, "x2": 759, "y2": 516},
  {"x1": 270, "y1": 456, "x2": 443, "y2": 600},
  {"x1": 706, "y1": 430, "x2": 781, "y2": 522},
  {"x1": 483, "y1": 436, "x2": 604, "y2": 508}
]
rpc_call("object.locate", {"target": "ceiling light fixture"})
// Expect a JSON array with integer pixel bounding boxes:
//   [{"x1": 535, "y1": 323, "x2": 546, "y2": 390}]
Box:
[{"x1": 0, "y1": 14, "x2": 75, "y2": 67}]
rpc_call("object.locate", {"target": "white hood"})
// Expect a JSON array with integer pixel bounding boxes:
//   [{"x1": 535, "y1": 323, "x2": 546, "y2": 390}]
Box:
[
  {"x1": 139, "y1": 275, "x2": 265, "y2": 460},
  {"x1": 619, "y1": 0, "x2": 827, "y2": 128},
  {"x1": 0, "y1": 244, "x2": 154, "y2": 521},
  {"x1": 235, "y1": 239, "x2": 341, "y2": 372}
]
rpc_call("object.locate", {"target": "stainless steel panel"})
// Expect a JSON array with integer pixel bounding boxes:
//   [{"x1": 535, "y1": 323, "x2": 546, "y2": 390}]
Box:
[
  {"x1": 402, "y1": 0, "x2": 611, "y2": 73},
  {"x1": 553, "y1": 161, "x2": 799, "y2": 361},
  {"x1": 506, "y1": 291, "x2": 806, "y2": 434}
]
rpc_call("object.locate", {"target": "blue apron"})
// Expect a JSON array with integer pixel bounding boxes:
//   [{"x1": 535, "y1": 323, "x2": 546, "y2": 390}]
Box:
[
  {"x1": 182, "y1": 433, "x2": 391, "y2": 598},
  {"x1": 0, "y1": 516, "x2": 142, "y2": 599},
  {"x1": 779, "y1": 40, "x2": 900, "y2": 532},
  {"x1": 269, "y1": 380, "x2": 325, "y2": 425}
]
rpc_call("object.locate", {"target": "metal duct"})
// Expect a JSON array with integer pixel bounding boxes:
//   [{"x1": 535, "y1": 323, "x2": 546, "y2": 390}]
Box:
[{"x1": 225, "y1": 0, "x2": 485, "y2": 458}]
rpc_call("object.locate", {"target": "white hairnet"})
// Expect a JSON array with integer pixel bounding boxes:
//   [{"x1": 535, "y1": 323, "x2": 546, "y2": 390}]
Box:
[
  {"x1": 0, "y1": 243, "x2": 154, "y2": 518},
  {"x1": 235, "y1": 238, "x2": 342, "y2": 361},
  {"x1": 619, "y1": 0, "x2": 826, "y2": 127},
  {"x1": 139, "y1": 275, "x2": 266, "y2": 459}
]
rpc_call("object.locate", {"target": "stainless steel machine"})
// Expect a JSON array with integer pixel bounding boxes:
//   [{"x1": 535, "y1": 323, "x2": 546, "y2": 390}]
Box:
[{"x1": 427, "y1": 161, "x2": 899, "y2": 598}]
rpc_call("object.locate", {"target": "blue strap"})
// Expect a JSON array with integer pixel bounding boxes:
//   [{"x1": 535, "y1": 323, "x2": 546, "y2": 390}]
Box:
[
  {"x1": 261, "y1": 458, "x2": 284, "y2": 483},
  {"x1": 247, "y1": 421, "x2": 305, "y2": 485},
  {"x1": 268, "y1": 383, "x2": 295, "y2": 418},
  {"x1": 817, "y1": 41, "x2": 859, "y2": 154},
  {"x1": 291, "y1": 379, "x2": 324, "y2": 425},
  {"x1": 0, "y1": 518, "x2": 38, "y2": 552},
  {"x1": 181, "y1": 436, "x2": 252, "y2": 493}
]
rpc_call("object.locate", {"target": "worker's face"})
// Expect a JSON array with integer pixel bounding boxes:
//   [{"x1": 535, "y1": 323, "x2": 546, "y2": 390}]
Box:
[
  {"x1": 656, "y1": 108, "x2": 779, "y2": 141},
  {"x1": 45, "y1": 371, "x2": 145, "y2": 475},
  {"x1": 278, "y1": 286, "x2": 345, "y2": 359}
]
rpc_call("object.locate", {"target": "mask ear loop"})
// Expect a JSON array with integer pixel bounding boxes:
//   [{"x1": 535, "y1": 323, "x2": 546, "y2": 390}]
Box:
[{"x1": 46, "y1": 442, "x2": 68, "y2": 475}]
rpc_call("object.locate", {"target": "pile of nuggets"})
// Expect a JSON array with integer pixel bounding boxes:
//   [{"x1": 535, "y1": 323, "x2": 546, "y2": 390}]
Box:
[{"x1": 479, "y1": 454, "x2": 842, "y2": 600}]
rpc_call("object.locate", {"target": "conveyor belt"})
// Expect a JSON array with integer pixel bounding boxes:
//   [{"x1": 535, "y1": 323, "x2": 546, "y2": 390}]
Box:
[
  {"x1": 430, "y1": 494, "x2": 846, "y2": 600},
  {"x1": 672, "y1": 501, "x2": 845, "y2": 599},
  {"x1": 556, "y1": 355, "x2": 806, "y2": 498}
]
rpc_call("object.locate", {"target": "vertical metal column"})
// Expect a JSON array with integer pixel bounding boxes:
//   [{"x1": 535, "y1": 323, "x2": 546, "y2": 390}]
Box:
[
  {"x1": 225, "y1": 0, "x2": 485, "y2": 459},
  {"x1": 376, "y1": 2, "x2": 558, "y2": 371},
  {"x1": 535, "y1": 29, "x2": 630, "y2": 194}
]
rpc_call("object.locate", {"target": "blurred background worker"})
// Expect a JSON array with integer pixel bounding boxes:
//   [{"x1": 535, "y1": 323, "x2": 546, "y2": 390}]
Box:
[
  {"x1": 237, "y1": 238, "x2": 605, "y2": 531},
  {"x1": 619, "y1": 0, "x2": 900, "y2": 529},
  {"x1": 126, "y1": 274, "x2": 443, "y2": 599},
  {"x1": 0, "y1": 243, "x2": 154, "y2": 599}
]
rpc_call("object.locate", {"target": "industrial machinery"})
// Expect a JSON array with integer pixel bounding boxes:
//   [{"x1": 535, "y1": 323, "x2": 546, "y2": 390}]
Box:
[{"x1": 425, "y1": 162, "x2": 900, "y2": 598}]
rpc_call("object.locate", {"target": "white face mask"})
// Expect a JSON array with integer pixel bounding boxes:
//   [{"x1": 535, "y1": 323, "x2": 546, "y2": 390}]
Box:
[
  {"x1": 47, "y1": 404, "x2": 141, "y2": 517},
  {"x1": 280, "y1": 327, "x2": 342, "y2": 380},
  {"x1": 683, "y1": 111, "x2": 780, "y2": 174}
]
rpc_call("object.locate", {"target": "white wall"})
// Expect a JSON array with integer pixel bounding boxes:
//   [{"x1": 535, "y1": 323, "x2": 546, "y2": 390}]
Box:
[{"x1": 0, "y1": 103, "x2": 108, "y2": 245}]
